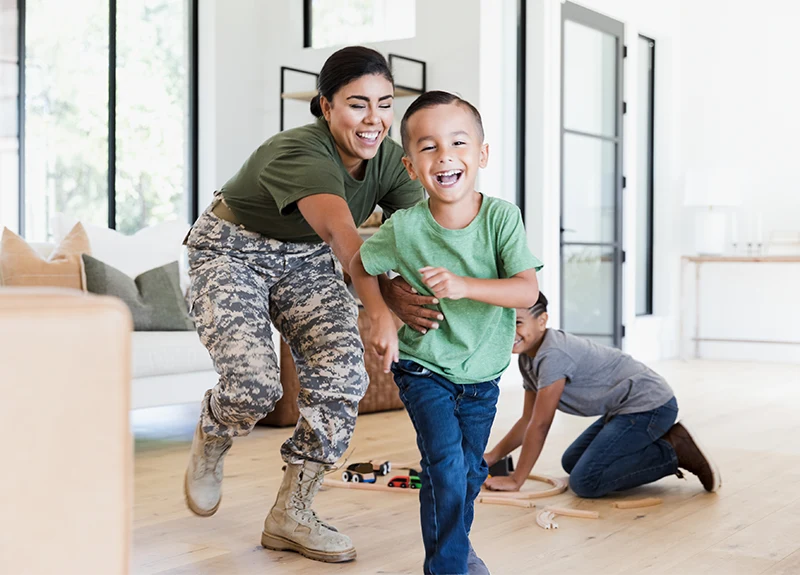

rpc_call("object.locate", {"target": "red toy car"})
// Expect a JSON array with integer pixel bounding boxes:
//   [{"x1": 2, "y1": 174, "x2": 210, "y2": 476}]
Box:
[{"x1": 387, "y1": 469, "x2": 421, "y2": 489}]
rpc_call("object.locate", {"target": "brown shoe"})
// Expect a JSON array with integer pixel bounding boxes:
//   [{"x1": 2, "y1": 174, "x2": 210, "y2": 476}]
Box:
[{"x1": 662, "y1": 422, "x2": 721, "y2": 492}]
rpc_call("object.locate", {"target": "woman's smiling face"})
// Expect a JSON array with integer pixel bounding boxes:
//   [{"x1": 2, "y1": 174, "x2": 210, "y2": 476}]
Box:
[{"x1": 322, "y1": 73, "x2": 395, "y2": 175}]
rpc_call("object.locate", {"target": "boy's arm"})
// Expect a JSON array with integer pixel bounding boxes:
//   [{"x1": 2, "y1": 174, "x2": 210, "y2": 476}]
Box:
[
  {"x1": 350, "y1": 251, "x2": 399, "y2": 373},
  {"x1": 484, "y1": 378, "x2": 565, "y2": 491},
  {"x1": 485, "y1": 389, "x2": 536, "y2": 467},
  {"x1": 419, "y1": 267, "x2": 539, "y2": 308}
]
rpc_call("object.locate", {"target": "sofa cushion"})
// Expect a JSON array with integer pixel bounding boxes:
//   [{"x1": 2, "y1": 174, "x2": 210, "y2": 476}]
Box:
[
  {"x1": 82, "y1": 254, "x2": 194, "y2": 331},
  {"x1": 131, "y1": 331, "x2": 213, "y2": 379},
  {"x1": 0, "y1": 224, "x2": 90, "y2": 289},
  {"x1": 51, "y1": 214, "x2": 190, "y2": 294}
]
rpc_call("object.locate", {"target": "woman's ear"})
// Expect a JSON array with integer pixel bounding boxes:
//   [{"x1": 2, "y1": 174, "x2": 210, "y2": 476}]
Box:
[{"x1": 321, "y1": 96, "x2": 333, "y2": 122}]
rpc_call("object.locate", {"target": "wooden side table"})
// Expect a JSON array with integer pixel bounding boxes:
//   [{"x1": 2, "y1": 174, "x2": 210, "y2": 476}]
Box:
[{"x1": 679, "y1": 255, "x2": 800, "y2": 359}]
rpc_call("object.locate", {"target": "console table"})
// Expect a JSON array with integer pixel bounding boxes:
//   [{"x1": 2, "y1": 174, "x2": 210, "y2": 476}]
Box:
[{"x1": 679, "y1": 255, "x2": 800, "y2": 359}]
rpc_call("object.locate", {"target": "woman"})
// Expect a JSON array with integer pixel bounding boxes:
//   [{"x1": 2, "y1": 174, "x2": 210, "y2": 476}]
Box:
[{"x1": 183, "y1": 46, "x2": 440, "y2": 564}]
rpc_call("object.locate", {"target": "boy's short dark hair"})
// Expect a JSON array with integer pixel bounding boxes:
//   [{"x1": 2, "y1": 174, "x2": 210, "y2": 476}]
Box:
[
  {"x1": 529, "y1": 292, "x2": 548, "y2": 318},
  {"x1": 400, "y1": 90, "x2": 484, "y2": 152}
]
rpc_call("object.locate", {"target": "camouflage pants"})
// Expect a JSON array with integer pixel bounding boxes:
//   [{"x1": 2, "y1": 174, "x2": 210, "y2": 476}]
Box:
[{"x1": 185, "y1": 197, "x2": 368, "y2": 464}]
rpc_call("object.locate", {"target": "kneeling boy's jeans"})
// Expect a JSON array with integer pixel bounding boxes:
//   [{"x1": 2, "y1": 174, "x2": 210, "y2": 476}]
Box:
[
  {"x1": 391, "y1": 360, "x2": 500, "y2": 575},
  {"x1": 562, "y1": 396, "x2": 680, "y2": 498}
]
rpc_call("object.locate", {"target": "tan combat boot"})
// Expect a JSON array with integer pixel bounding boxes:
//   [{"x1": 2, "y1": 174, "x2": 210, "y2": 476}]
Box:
[
  {"x1": 261, "y1": 460, "x2": 356, "y2": 563},
  {"x1": 184, "y1": 422, "x2": 233, "y2": 516}
]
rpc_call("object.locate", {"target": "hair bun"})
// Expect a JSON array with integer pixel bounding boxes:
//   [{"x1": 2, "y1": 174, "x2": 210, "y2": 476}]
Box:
[{"x1": 309, "y1": 94, "x2": 323, "y2": 117}]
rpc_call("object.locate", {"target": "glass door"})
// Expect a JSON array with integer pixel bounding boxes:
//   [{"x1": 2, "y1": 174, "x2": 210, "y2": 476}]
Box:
[{"x1": 560, "y1": 2, "x2": 625, "y2": 347}]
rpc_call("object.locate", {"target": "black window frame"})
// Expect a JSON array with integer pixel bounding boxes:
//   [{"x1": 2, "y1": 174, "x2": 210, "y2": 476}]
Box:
[
  {"x1": 637, "y1": 34, "x2": 655, "y2": 317},
  {"x1": 13, "y1": 0, "x2": 199, "y2": 236}
]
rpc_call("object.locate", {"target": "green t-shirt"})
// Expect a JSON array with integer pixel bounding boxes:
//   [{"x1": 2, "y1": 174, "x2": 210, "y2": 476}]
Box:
[
  {"x1": 220, "y1": 118, "x2": 424, "y2": 242},
  {"x1": 360, "y1": 195, "x2": 544, "y2": 384}
]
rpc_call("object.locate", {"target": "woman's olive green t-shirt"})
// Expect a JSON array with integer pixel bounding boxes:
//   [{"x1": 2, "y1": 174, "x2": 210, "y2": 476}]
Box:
[{"x1": 220, "y1": 118, "x2": 423, "y2": 242}]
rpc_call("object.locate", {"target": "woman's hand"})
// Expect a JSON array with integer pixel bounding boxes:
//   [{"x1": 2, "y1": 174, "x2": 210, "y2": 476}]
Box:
[
  {"x1": 380, "y1": 276, "x2": 443, "y2": 334},
  {"x1": 484, "y1": 474, "x2": 524, "y2": 492},
  {"x1": 369, "y1": 312, "x2": 400, "y2": 373},
  {"x1": 420, "y1": 267, "x2": 468, "y2": 300}
]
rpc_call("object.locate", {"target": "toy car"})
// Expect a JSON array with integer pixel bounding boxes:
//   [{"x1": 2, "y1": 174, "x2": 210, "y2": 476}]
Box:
[
  {"x1": 387, "y1": 471, "x2": 422, "y2": 489},
  {"x1": 341, "y1": 461, "x2": 391, "y2": 483}
]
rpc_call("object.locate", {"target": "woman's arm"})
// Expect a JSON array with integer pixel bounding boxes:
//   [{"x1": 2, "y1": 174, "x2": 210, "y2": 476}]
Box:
[
  {"x1": 420, "y1": 267, "x2": 539, "y2": 309},
  {"x1": 350, "y1": 251, "x2": 399, "y2": 373},
  {"x1": 485, "y1": 379, "x2": 565, "y2": 491},
  {"x1": 379, "y1": 276, "x2": 443, "y2": 334},
  {"x1": 298, "y1": 193, "x2": 442, "y2": 333},
  {"x1": 485, "y1": 390, "x2": 537, "y2": 467},
  {"x1": 297, "y1": 195, "x2": 362, "y2": 276}
]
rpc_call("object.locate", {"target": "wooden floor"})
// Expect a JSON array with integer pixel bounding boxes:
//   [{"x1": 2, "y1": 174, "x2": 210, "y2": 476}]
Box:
[{"x1": 133, "y1": 360, "x2": 800, "y2": 575}]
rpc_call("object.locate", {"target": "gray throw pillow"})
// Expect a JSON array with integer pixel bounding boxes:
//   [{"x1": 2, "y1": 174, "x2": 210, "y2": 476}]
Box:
[{"x1": 82, "y1": 254, "x2": 194, "y2": 331}]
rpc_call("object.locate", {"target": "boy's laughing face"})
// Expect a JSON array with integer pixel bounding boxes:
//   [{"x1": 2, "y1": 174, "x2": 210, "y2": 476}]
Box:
[
  {"x1": 401, "y1": 102, "x2": 488, "y2": 205},
  {"x1": 513, "y1": 307, "x2": 548, "y2": 355}
]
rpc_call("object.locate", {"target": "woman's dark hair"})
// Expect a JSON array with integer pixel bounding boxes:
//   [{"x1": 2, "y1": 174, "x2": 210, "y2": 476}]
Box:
[
  {"x1": 400, "y1": 90, "x2": 484, "y2": 152},
  {"x1": 529, "y1": 291, "x2": 548, "y2": 318},
  {"x1": 310, "y1": 46, "x2": 394, "y2": 118}
]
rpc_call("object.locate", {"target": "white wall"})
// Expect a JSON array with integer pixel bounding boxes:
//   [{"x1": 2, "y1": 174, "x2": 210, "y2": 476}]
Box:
[
  {"x1": 679, "y1": 0, "x2": 800, "y2": 250},
  {"x1": 679, "y1": 1, "x2": 800, "y2": 362},
  {"x1": 527, "y1": 0, "x2": 799, "y2": 362},
  {"x1": 198, "y1": 0, "x2": 523, "y2": 209}
]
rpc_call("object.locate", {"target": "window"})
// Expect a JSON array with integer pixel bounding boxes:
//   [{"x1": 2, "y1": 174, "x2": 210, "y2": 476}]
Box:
[
  {"x1": 12, "y1": 0, "x2": 197, "y2": 240},
  {"x1": 0, "y1": 0, "x2": 20, "y2": 233},
  {"x1": 636, "y1": 35, "x2": 655, "y2": 316},
  {"x1": 304, "y1": 0, "x2": 415, "y2": 49}
]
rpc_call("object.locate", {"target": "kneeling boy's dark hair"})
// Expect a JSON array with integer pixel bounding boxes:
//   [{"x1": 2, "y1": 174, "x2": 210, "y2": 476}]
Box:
[
  {"x1": 530, "y1": 292, "x2": 548, "y2": 318},
  {"x1": 400, "y1": 90, "x2": 484, "y2": 152}
]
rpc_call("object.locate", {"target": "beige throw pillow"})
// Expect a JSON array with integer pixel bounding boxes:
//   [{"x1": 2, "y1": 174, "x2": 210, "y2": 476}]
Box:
[{"x1": 0, "y1": 224, "x2": 91, "y2": 290}]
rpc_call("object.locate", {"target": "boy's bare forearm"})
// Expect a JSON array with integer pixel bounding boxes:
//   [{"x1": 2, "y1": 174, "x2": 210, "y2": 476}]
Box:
[
  {"x1": 464, "y1": 275, "x2": 539, "y2": 308},
  {"x1": 489, "y1": 417, "x2": 528, "y2": 460},
  {"x1": 350, "y1": 255, "x2": 392, "y2": 319},
  {"x1": 510, "y1": 422, "x2": 549, "y2": 485}
]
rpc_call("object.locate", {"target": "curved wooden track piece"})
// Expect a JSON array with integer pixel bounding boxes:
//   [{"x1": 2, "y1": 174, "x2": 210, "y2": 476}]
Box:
[
  {"x1": 482, "y1": 474, "x2": 568, "y2": 500},
  {"x1": 536, "y1": 510, "x2": 558, "y2": 530},
  {"x1": 612, "y1": 497, "x2": 663, "y2": 509}
]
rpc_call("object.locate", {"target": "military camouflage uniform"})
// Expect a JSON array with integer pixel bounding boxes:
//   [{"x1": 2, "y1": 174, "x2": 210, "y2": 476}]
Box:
[{"x1": 185, "y1": 196, "x2": 368, "y2": 465}]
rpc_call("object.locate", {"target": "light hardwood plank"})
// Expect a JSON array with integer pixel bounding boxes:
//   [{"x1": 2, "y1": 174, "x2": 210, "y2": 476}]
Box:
[{"x1": 133, "y1": 360, "x2": 800, "y2": 575}]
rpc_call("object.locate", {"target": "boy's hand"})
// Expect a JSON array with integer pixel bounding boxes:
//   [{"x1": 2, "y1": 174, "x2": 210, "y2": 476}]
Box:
[
  {"x1": 484, "y1": 475, "x2": 524, "y2": 492},
  {"x1": 369, "y1": 312, "x2": 400, "y2": 373},
  {"x1": 419, "y1": 266, "x2": 468, "y2": 300}
]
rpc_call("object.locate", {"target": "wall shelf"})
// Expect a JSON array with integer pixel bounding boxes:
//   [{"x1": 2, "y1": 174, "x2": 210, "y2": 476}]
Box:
[
  {"x1": 281, "y1": 86, "x2": 423, "y2": 102},
  {"x1": 279, "y1": 53, "x2": 426, "y2": 131}
]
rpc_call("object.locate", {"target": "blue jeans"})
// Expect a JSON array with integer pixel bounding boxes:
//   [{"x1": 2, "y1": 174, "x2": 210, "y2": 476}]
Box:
[
  {"x1": 391, "y1": 360, "x2": 500, "y2": 575},
  {"x1": 562, "y1": 396, "x2": 680, "y2": 498}
]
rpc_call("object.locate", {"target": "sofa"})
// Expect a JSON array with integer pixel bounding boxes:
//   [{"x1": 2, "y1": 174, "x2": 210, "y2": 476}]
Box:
[
  {"x1": 0, "y1": 289, "x2": 132, "y2": 574},
  {"x1": 14, "y1": 229, "x2": 219, "y2": 411},
  {"x1": 2, "y1": 217, "x2": 404, "y2": 420}
]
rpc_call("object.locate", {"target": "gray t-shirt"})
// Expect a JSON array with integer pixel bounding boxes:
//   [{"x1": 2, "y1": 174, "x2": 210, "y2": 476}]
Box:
[{"x1": 518, "y1": 329, "x2": 674, "y2": 417}]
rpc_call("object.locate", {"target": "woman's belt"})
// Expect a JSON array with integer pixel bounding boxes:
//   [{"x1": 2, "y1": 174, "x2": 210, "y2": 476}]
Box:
[{"x1": 211, "y1": 199, "x2": 241, "y2": 225}]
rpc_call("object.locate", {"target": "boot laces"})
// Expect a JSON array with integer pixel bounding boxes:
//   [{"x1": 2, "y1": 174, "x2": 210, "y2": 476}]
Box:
[{"x1": 290, "y1": 467, "x2": 336, "y2": 531}]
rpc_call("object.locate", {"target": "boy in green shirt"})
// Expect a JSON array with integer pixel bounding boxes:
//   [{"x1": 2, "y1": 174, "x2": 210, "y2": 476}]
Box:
[{"x1": 350, "y1": 91, "x2": 543, "y2": 575}]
